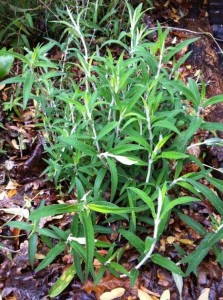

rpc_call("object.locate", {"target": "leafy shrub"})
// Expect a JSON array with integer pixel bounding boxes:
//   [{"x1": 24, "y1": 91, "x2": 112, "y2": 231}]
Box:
[{"x1": 3, "y1": 2, "x2": 223, "y2": 297}]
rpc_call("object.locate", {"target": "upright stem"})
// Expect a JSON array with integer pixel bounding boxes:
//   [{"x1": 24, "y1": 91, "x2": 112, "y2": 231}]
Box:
[
  {"x1": 144, "y1": 102, "x2": 153, "y2": 184},
  {"x1": 135, "y1": 188, "x2": 162, "y2": 269}
]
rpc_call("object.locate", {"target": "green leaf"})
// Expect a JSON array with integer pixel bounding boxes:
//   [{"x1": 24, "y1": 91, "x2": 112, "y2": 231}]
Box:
[
  {"x1": 181, "y1": 229, "x2": 223, "y2": 275},
  {"x1": 184, "y1": 178, "x2": 223, "y2": 216},
  {"x1": 94, "y1": 167, "x2": 107, "y2": 196},
  {"x1": 130, "y1": 269, "x2": 139, "y2": 286},
  {"x1": 163, "y1": 38, "x2": 199, "y2": 63},
  {"x1": 203, "y1": 175, "x2": 223, "y2": 193},
  {"x1": 96, "y1": 121, "x2": 118, "y2": 141},
  {"x1": 128, "y1": 187, "x2": 156, "y2": 219},
  {"x1": 123, "y1": 130, "x2": 152, "y2": 152},
  {"x1": 109, "y1": 143, "x2": 144, "y2": 155},
  {"x1": 145, "y1": 236, "x2": 156, "y2": 252},
  {"x1": 23, "y1": 70, "x2": 34, "y2": 109},
  {"x1": 69, "y1": 241, "x2": 86, "y2": 260},
  {"x1": 0, "y1": 77, "x2": 24, "y2": 85},
  {"x1": 173, "y1": 82, "x2": 200, "y2": 108},
  {"x1": 0, "y1": 50, "x2": 29, "y2": 64},
  {"x1": 119, "y1": 229, "x2": 145, "y2": 254},
  {"x1": 6, "y1": 221, "x2": 32, "y2": 231},
  {"x1": 180, "y1": 233, "x2": 213, "y2": 275},
  {"x1": 151, "y1": 254, "x2": 184, "y2": 276},
  {"x1": 29, "y1": 204, "x2": 80, "y2": 220},
  {"x1": 180, "y1": 117, "x2": 202, "y2": 148},
  {"x1": 177, "y1": 211, "x2": 206, "y2": 236},
  {"x1": 35, "y1": 242, "x2": 66, "y2": 272},
  {"x1": 36, "y1": 228, "x2": 59, "y2": 239},
  {"x1": 59, "y1": 136, "x2": 97, "y2": 156},
  {"x1": 155, "y1": 151, "x2": 188, "y2": 160},
  {"x1": 161, "y1": 196, "x2": 200, "y2": 217},
  {"x1": 0, "y1": 53, "x2": 14, "y2": 79},
  {"x1": 107, "y1": 157, "x2": 118, "y2": 201},
  {"x1": 28, "y1": 233, "x2": 38, "y2": 269},
  {"x1": 81, "y1": 211, "x2": 95, "y2": 278},
  {"x1": 203, "y1": 94, "x2": 223, "y2": 108},
  {"x1": 201, "y1": 122, "x2": 223, "y2": 132},
  {"x1": 49, "y1": 264, "x2": 76, "y2": 298},
  {"x1": 152, "y1": 120, "x2": 180, "y2": 134},
  {"x1": 88, "y1": 202, "x2": 147, "y2": 215},
  {"x1": 110, "y1": 262, "x2": 129, "y2": 276},
  {"x1": 175, "y1": 181, "x2": 202, "y2": 198}
]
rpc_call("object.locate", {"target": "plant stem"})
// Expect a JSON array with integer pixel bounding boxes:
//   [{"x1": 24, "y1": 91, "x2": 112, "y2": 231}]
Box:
[{"x1": 135, "y1": 188, "x2": 162, "y2": 269}]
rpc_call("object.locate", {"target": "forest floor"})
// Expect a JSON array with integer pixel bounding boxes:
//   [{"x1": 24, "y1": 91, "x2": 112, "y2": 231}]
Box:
[{"x1": 1, "y1": 0, "x2": 223, "y2": 299}]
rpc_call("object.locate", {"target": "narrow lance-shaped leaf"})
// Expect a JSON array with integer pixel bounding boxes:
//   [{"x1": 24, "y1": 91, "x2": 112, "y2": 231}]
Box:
[
  {"x1": 151, "y1": 254, "x2": 184, "y2": 276},
  {"x1": 95, "y1": 121, "x2": 118, "y2": 141},
  {"x1": 49, "y1": 264, "x2": 76, "y2": 298},
  {"x1": 183, "y1": 178, "x2": 223, "y2": 216},
  {"x1": 29, "y1": 204, "x2": 80, "y2": 221},
  {"x1": 107, "y1": 157, "x2": 118, "y2": 201},
  {"x1": 88, "y1": 201, "x2": 148, "y2": 215},
  {"x1": 23, "y1": 70, "x2": 34, "y2": 109},
  {"x1": 203, "y1": 94, "x2": 223, "y2": 108},
  {"x1": 119, "y1": 229, "x2": 145, "y2": 254},
  {"x1": 152, "y1": 120, "x2": 181, "y2": 135},
  {"x1": 161, "y1": 196, "x2": 200, "y2": 218},
  {"x1": 28, "y1": 233, "x2": 38, "y2": 269},
  {"x1": 58, "y1": 137, "x2": 97, "y2": 156},
  {"x1": 80, "y1": 211, "x2": 95, "y2": 279},
  {"x1": 177, "y1": 211, "x2": 206, "y2": 236},
  {"x1": 35, "y1": 242, "x2": 66, "y2": 272},
  {"x1": 155, "y1": 151, "x2": 188, "y2": 160},
  {"x1": 128, "y1": 187, "x2": 156, "y2": 218},
  {"x1": 201, "y1": 121, "x2": 223, "y2": 132}
]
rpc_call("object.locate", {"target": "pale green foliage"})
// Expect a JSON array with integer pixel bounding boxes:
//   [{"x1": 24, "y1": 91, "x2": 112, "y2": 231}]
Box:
[{"x1": 3, "y1": 1, "x2": 223, "y2": 297}]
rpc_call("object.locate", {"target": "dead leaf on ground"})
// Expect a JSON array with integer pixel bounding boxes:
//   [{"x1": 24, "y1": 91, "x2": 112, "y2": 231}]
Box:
[
  {"x1": 160, "y1": 289, "x2": 170, "y2": 300},
  {"x1": 138, "y1": 289, "x2": 153, "y2": 300},
  {"x1": 99, "y1": 287, "x2": 125, "y2": 300},
  {"x1": 197, "y1": 288, "x2": 210, "y2": 300}
]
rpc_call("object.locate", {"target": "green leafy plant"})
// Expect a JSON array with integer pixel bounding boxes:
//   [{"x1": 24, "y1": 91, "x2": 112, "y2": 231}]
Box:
[
  {"x1": 3, "y1": 2, "x2": 223, "y2": 297},
  {"x1": 0, "y1": 49, "x2": 14, "y2": 79}
]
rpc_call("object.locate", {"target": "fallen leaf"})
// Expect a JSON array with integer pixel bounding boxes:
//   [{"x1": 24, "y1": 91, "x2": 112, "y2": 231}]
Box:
[
  {"x1": 138, "y1": 289, "x2": 153, "y2": 300},
  {"x1": 1, "y1": 208, "x2": 29, "y2": 219},
  {"x1": 167, "y1": 236, "x2": 177, "y2": 244},
  {"x1": 160, "y1": 290, "x2": 170, "y2": 300},
  {"x1": 5, "y1": 180, "x2": 18, "y2": 190},
  {"x1": 179, "y1": 238, "x2": 194, "y2": 245},
  {"x1": 0, "y1": 191, "x2": 7, "y2": 200},
  {"x1": 197, "y1": 288, "x2": 210, "y2": 300},
  {"x1": 7, "y1": 189, "x2": 17, "y2": 198},
  {"x1": 99, "y1": 288, "x2": 125, "y2": 300}
]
